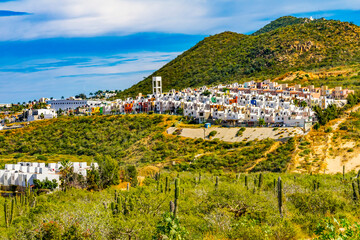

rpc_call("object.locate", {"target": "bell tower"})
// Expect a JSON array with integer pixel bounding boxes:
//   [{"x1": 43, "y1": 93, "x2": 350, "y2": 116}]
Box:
[{"x1": 152, "y1": 76, "x2": 162, "y2": 95}]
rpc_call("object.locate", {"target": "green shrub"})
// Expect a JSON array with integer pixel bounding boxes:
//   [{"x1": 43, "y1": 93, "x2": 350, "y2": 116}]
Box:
[
  {"x1": 313, "y1": 123, "x2": 320, "y2": 130},
  {"x1": 37, "y1": 155, "x2": 48, "y2": 161},
  {"x1": 325, "y1": 127, "x2": 333, "y2": 133},
  {"x1": 208, "y1": 131, "x2": 217, "y2": 138}
]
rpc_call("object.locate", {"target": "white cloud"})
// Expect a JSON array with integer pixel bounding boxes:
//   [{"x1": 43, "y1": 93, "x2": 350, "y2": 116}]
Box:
[
  {"x1": 0, "y1": 51, "x2": 180, "y2": 102},
  {"x1": 0, "y1": 0, "x2": 360, "y2": 40}
]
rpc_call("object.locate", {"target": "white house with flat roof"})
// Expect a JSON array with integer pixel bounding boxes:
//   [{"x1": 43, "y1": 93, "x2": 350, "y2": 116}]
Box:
[{"x1": 0, "y1": 161, "x2": 98, "y2": 188}]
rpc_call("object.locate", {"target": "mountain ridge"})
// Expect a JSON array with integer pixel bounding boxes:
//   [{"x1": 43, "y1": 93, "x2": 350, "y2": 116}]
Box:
[{"x1": 116, "y1": 17, "x2": 360, "y2": 98}]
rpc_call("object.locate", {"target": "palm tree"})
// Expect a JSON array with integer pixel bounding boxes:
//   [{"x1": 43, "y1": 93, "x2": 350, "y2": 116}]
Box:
[
  {"x1": 59, "y1": 159, "x2": 73, "y2": 191},
  {"x1": 300, "y1": 101, "x2": 307, "y2": 108}
]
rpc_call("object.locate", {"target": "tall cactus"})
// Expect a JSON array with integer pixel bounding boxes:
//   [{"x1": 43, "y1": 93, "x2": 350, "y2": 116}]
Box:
[
  {"x1": 273, "y1": 179, "x2": 276, "y2": 193},
  {"x1": 313, "y1": 180, "x2": 317, "y2": 191},
  {"x1": 174, "y1": 178, "x2": 180, "y2": 217},
  {"x1": 4, "y1": 198, "x2": 15, "y2": 228},
  {"x1": 165, "y1": 176, "x2": 169, "y2": 194},
  {"x1": 110, "y1": 202, "x2": 116, "y2": 215},
  {"x1": 123, "y1": 199, "x2": 129, "y2": 216},
  {"x1": 352, "y1": 182, "x2": 358, "y2": 201},
  {"x1": 170, "y1": 201, "x2": 175, "y2": 214},
  {"x1": 4, "y1": 199, "x2": 8, "y2": 227},
  {"x1": 258, "y1": 173, "x2": 263, "y2": 189},
  {"x1": 277, "y1": 177, "x2": 283, "y2": 218},
  {"x1": 114, "y1": 190, "x2": 118, "y2": 202},
  {"x1": 245, "y1": 175, "x2": 248, "y2": 189}
]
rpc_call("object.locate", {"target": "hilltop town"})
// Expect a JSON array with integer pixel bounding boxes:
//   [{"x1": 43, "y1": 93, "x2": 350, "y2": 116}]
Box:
[
  {"x1": 0, "y1": 77, "x2": 354, "y2": 131},
  {"x1": 2, "y1": 14, "x2": 360, "y2": 239}
]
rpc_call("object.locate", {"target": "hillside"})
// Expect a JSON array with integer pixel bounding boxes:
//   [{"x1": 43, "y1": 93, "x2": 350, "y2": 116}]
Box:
[
  {"x1": 0, "y1": 115, "x2": 299, "y2": 172},
  {"x1": 251, "y1": 16, "x2": 325, "y2": 35},
  {"x1": 117, "y1": 17, "x2": 360, "y2": 98}
]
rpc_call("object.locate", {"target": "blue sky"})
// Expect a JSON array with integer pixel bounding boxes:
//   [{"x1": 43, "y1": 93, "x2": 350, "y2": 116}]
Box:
[{"x1": 1, "y1": 0, "x2": 360, "y2": 103}]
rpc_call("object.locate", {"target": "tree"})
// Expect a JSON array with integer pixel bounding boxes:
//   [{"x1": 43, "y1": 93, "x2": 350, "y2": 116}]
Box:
[
  {"x1": 75, "y1": 93, "x2": 87, "y2": 100},
  {"x1": 258, "y1": 118, "x2": 266, "y2": 127},
  {"x1": 125, "y1": 165, "x2": 138, "y2": 187},
  {"x1": 96, "y1": 155, "x2": 120, "y2": 189},
  {"x1": 176, "y1": 108, "x2": 184, "y2": 115},
  {"x1": 59, "y1": 159, "x2": 73, "y2": 191},
  {"x1": 300, "y1": 101, "x2": 307, "y2": 108},
  {"x1": 86, "y1": 165, "x2": 101, "y2": 191},
  {"x1": 33, "y1": 179, "x2": 58, "y2": 190}
]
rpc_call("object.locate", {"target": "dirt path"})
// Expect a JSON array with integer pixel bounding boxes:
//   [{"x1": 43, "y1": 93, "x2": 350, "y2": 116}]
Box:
[
  {"x1": 331, "y1": 104, "x2": 360, "y2": 130},
  {"x1": 324, "y1": 104, "x2": 360, "y2": 173},
  {"x1": 245, "y1": 141, "x2": 280, "y2": 172},
  {"x1": 169, "y1": 126, "x2": 304, "y2": 142}
]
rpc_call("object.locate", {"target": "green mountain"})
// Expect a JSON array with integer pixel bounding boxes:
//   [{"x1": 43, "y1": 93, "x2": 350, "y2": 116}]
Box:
[
  {"x1": 118, "y1": 17, "x2": 360, "y2": 98},
  {"x1": 251, "y1": 16, "x2": 324, "y2": 36}
]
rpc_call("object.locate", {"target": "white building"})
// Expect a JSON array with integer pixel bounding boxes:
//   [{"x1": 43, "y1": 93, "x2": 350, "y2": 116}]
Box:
[
  {"x1": 47, "y1": 99, "x2": 104, "y2": 111},
  {"x1": 0, "y1": 161, "x2": 98, "y2": 188},
  {"x1": 26, "y1": 109, "x2": 57, "y2": 121}
]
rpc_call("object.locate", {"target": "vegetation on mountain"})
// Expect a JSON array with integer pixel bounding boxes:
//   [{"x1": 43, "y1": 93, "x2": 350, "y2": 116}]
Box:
[
  {"x1": 1, "y1": 171, "x2": 360, "y2": 239},
  {"x1": 0, "y1": 115, "x2": 286, "y2": 172},
  {"x1": 117, "y1": 17, "x2": 360, "y2": 99},
  {"x1": 251, "y1": 16, "x2": 324, "y2": 36}
]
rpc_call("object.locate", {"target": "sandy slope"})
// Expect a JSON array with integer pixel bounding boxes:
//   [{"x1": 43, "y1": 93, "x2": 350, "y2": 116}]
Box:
[{"x1": 168, "y1": 126, "x2": 304, "y2": 142}]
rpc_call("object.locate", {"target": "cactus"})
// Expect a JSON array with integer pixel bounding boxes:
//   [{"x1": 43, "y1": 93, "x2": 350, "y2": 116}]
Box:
[
  {"x1": 160, "y1": 184, "x2": 163, "y2": 193},
  {"x1": 353, "y1": 182, "x2": 358, "y2": 201},
  {"x1": 4, "y1": 198, "x2": 15, "y2": 227},
  {"x1": 174, "y1": 178, "x2": 180, "y2": 217},
  {"x1": 258, "y1": 173, "x2": 263, "y2": 189},
  {"x1": 128, "y1": 197, "x2": 134, "y2": 211},
  {"x1": 273, "y1": 179, "x2": 276, "y2": 193},
  {"x1": 277, "y1": 177, "x2": 283, "y2": 218},
  {"x1": 4, "y1": 199, "x2": 8, "y2": 227},
  {"x1": 165, "y1": 176, "x2": 169, "y2": 194},
  {"x1": 123, "y1": 199, "x2": 129, "y2": 215},
  {"x1": 110, "y1": 191, "x2": 123, "y2": 215},
  {"x1": 215, "y1": 176, "x2": 219, "y2": 189},
  {"x1": 114, "y1": 190, "x2": 118, "y2": 202},
  {"x1": 245, "y1": 175, "x2": 248, "y2": 189},
  {"x1": 110, "y1": 202, "x2": 116, "y2": 214},
  {"x1": 170, "y1": 201, "x2": 175, "y2": 214},
  {"x1": 313, "y1": 180, "x2": 317, "y2": 191}
]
